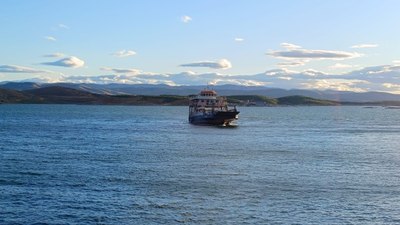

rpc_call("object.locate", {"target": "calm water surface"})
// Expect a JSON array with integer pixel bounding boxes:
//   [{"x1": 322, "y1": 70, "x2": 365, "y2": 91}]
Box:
[{"x1": 1, "y1": 105, "x2": 400, "y2": 224}]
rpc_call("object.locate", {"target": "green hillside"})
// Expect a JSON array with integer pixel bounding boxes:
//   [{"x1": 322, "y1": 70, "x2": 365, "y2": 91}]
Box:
[
  {"x1": 277, "y1": 95, "x2": 340, "y2": 106},
  {"x1": 227, "y1": 95, "x2": 278, "y2": 105}
]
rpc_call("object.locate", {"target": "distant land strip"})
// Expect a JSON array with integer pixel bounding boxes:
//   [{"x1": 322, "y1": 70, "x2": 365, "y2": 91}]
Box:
[{"x1": 1, "y1": 86, "x2": 400, "y2": 106}]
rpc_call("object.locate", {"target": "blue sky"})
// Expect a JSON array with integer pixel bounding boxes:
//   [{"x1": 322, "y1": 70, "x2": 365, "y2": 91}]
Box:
[{"x1": 1, "y1": 0, "x2": 400, "y2": 93}]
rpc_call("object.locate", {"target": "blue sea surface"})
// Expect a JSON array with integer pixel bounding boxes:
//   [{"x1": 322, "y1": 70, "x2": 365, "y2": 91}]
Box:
[{"x1": 1, "y1": 105, "x2": 400, "y2": 224}]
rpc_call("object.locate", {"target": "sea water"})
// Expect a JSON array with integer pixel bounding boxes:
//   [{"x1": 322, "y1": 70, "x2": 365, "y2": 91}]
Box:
[{"x1": 1, "y1": 105, "x2": 400, "y2": 224}]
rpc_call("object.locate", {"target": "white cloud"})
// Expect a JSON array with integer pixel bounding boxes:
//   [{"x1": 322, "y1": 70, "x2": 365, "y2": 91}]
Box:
[
  {"x1": 209, "y1": 79, "x2": 270, "y2": 86},
  {"x1": 278, "y1": 77, "x2": 292, "y2": 81},
  {"x1": 182, "y1": 70, "x2": 196, "y2": 75},
  {"x1": 382, "y1": 83, "x2": 400, "y2": 89},
  {"x1": 44, "y1": 36, "x2": 56, "y2": 41},
  {"x1": 48, "y1": 74, "x2": 173, "y2": 85},
  {"x1": 112, "y1": 50, "x2": 136, "y2": 57},
  {"x1": 43, "y1": 53, "x2": 65, "y2": 58},
  {"x1": 353, "y1": 65, "x2": 400, "y2": 75},
  {"x1": 302, "y1": 69, "x2": 327, "y2": 77},
  {"x1": 351, "y1": 44, "x2": 378, "y2": 49},
  {"x1": 270, "y1": 43, "x2": 362, "y2": 69},
  {"x1": 181, "y1": 15, "x2": 192, "y2": 23},
  {"x1": 42, "y1": 56, "x2": 85, "y2": 68},
  {"x1": 180, "y1": 59, "x2": 232, "y2": 70},
  {"x1": 264, "y1": 68, "x2": 297, "y2": 76},
  {"x1": 58, "y1": 24, "x2": 69, "y2": 29},
  {"x1": 280, "y1": 42, "x2": 302, "y2": 50},
  {"x1": 342, "y1": 64, "x2": 400, "y2": 86},
  {"x1": 392, "y1": 60, "x2": 400, "y2": 65},
  {"x1": 302, "y1": 79, "x2": 369, "y2": 92},
  {"x1": 277, "y1": 61, "x2": 306, "y2": 67},
  {"x1": 0, "y1": 65, "x2": 49, "y2": 73},
  {"x1": 101, "y1": 67, "x2": 141, "y2": 75},
  {"x1": 381, "y1": 83, "x2": 400, "y2": 94},
  {"x1": 234, "y1": 38, "x2": 244, "y2": 42},
  {"x1": 26, "y1": 63, "x2": 400, "y2": 94},
  {"x1": 268, "y1": 48, "x2": 361, "y2": 60},
  {"x1": 268, "y1": 43, "x2": 362, "y2": 67},
  {"x1": 329, "y1": 63, "x2": 354, "y2": 69}
]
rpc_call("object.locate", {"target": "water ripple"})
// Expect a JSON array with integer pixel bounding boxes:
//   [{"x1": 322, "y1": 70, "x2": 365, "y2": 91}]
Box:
[{"x1": 1, "y1": 105, "x2": 400, "y2": 224}]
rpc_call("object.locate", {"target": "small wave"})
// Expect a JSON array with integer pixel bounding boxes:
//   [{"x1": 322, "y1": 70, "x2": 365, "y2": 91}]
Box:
[
  {"x1": 0, "y1": 179, "x2": 25, "y2": 186},
  {"x1": 18, "y1": 171, "x2": 43, "y2": 176}
]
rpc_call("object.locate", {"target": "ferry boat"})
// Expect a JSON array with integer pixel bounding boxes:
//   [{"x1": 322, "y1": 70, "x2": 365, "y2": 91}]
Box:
[{"x1": 188, "y1": 89, "x2": 239, "y2": 125}]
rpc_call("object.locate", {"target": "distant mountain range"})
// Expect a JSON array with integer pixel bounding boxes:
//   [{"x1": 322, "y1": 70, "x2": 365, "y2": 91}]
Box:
[
  {"x1": 1, "y1": 81, "x2": 400, "y2": 102},
  {"x1": 1, "y1": 85, "x2": 400, "y2": 106}
]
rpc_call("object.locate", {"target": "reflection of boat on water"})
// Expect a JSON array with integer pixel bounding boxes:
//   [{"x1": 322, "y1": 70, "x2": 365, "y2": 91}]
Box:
[{"x1": 189, "y1": 89, "x2": 239, "y2": 126}]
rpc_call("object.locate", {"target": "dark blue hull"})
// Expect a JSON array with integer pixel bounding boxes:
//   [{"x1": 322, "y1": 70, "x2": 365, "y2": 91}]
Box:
[{"x1": 189, "y1": 111, "x2": 239, "y2": 125}]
